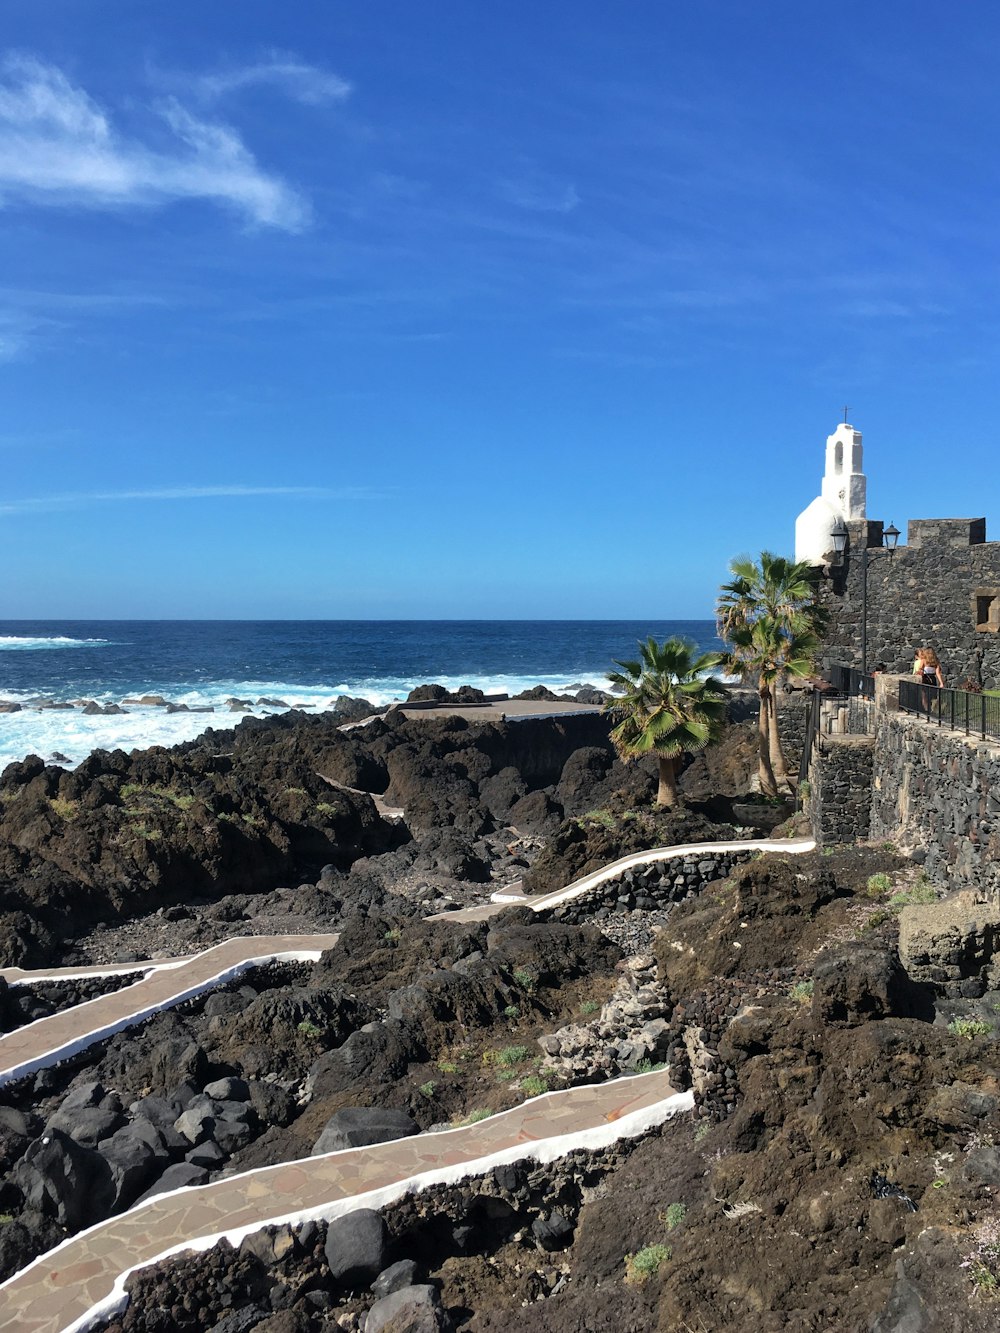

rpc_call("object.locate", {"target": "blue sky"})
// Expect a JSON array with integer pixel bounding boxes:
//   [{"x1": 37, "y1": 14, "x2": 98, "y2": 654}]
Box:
[{"x1": 2, "y1": 1, "x2": 1000, "y2": 618}]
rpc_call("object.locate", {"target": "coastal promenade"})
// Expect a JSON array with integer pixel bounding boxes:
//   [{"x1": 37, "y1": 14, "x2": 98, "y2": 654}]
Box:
[{"x1": 0, "y1": 833, "x2": 813, "y2": 1332}]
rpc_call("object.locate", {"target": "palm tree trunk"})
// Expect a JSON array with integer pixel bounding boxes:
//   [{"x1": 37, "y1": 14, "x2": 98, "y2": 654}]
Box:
[
  {"x1": 656, "y1": 755, "x2": 680, "y2": 808},
  {"x1": 757, "y1": 684, "x2": 779, "y2": 797}
]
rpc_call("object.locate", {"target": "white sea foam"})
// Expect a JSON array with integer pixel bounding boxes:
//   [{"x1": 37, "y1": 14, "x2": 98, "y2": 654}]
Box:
[
  {"x1": 0, "y1": 636, "x2": 111, "y2": 651},
  {"x1": 0, "y1": 670, "x2": 614, "y2": 772}
]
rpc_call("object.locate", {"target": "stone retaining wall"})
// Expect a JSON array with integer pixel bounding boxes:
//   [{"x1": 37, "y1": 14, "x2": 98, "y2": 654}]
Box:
[
  {"x1": 542, "y1": 849, "x2": 759, "y2": 924},
  {"x1": 870, "y1": 712, "x2": 1000, "y2": 898},
  {"x1": 809, "y1": 734, "x2": 874, "y2": 845}
]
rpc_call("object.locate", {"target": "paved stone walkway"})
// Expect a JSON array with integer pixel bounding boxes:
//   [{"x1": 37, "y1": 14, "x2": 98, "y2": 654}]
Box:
[
  {"x1": 1, "y1": 1071, "x2": 690, "y2": 1333},
  {"x1": 0, "y1": 935, "x2": 340, "y2": 1088}
]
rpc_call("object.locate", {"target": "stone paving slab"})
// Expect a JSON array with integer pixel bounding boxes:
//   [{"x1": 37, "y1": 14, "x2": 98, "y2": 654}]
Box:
[
  {"x1": 0, "y1": 1070, "x2": 690, "y2": 1333},
  {"x1": 0, "y1": 934, "x2": 340, "y2": 1087}
]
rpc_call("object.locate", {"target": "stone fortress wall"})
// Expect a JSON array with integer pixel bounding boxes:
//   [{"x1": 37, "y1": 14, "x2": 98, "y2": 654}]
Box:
[
  {"x1": 815, "y1": 517, "x2": 1000, "y2": 687},
  {"x1": 808, "y1": 680, "x2": 1000, "y2": 900}
]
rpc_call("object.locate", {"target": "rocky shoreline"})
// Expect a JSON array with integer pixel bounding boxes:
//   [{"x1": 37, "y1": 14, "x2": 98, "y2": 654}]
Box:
[{"x1": 2, "y1": 697, "x2": 999, "y2": 1330}]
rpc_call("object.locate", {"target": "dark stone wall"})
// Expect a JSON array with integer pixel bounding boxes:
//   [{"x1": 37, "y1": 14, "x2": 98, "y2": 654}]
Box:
[
  {"x1": 816, "y1": 517, "x2": 1000, "y2": 687},
  {"x1": 808, "y1": 735, "x2": 874, "y2": 844},
  {"x1": 870, "y1": 713, "x2": 1000, "y2": 897},
  {"x1": 545, "y1": 849, "x2": 758, "y2": 923},
  {"x1": 777, "y1": 695, "x2": 809, "y2": 776}
]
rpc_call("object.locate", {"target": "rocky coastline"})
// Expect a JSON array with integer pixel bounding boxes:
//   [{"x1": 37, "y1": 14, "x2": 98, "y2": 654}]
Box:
[{"x1": 2, "y1": 694, "x2": 999, "y2": 1330}]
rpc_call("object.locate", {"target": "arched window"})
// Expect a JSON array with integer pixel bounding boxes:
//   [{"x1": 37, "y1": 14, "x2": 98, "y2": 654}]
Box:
[{"x1": 833, "y1": 441, "x2": 843, "y2": 473}]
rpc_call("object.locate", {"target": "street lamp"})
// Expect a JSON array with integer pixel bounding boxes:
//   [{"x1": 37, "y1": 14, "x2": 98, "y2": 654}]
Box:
[{"x1": 830, "y1": 519, "x2": 900, "y2": 673}]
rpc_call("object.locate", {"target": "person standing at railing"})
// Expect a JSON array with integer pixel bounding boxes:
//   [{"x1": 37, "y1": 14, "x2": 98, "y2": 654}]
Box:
[{"x1": 914, "y1": 648, "x2": 944, "y2": 688}]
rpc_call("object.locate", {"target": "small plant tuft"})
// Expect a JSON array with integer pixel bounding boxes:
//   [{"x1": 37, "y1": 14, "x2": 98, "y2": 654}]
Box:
[
  {"x1": 949, "y1": 1018, "x2": 993, "y2": 1040},
  {"x1": 454, "y1": 1108, "x2": 492, "y2": 1126},
  {"x1": 789, "y1": 979, "x2": 814, "y2": 1003},
  {"x1": 418, "y1": 1081, "x2": 436, "y2": 1099},
  {"x1": 520, "y1": 1074, "x2": 550, "y2": 1097},
  {"x1": 624, "y1": 1244, "x2": 670, "y2": 1285},
  {"x1": 297, "y1": 1019, "x2": 322, "y2": 1038},
  {"x1": 661, "y1": 1202, "x2": 686, "y2": 1231},
  {"x1": 866, "y1": 872, "x2": 893, "y2": 897}
]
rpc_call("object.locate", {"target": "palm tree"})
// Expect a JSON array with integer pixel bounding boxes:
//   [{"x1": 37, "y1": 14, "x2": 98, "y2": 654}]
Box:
[
  {"x1": 717, "y1": 552, "x2": 824, "y2": 796},
  {"x1": 604, "y1": 636, "x2": 728, "y2": 808}
]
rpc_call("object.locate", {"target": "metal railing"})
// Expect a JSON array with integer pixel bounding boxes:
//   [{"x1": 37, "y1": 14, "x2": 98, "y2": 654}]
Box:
[
  {"x1": 898, "y1": 678, "x2": 1000, "y2": 742},
  {"x1": 826, "y1": 664, "x2": 875, "y2": 699}
]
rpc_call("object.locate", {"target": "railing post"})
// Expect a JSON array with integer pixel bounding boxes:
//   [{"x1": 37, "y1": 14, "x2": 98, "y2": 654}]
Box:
[{"x1": 982, "y1": 692, "x2": 987, "y2": 741}]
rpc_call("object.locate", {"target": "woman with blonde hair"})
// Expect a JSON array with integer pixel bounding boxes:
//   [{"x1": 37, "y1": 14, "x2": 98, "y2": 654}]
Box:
[{"x1": 914, "y1": 647, "x2": 944, "y2": 688}]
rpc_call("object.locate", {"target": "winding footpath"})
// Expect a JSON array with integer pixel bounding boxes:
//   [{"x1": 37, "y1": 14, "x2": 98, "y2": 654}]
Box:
[{"x1": 0, "y1": 834, "x2": 814, "y2": 1333}]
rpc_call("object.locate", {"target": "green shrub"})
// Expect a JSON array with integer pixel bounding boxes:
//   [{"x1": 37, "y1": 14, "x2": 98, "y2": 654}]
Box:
[
  {"x1": 454, "y1": 1108, "x2": 492, "y2": 1126},
  {"x1": 129, "y1": 823, "x2": 162, "y2": 841},
  {"x1": 418, "y1": 1081, "x2": 436, "y2": 1098},
  {"x1": 888, "y1": 880, "x2": 937, "y2": 909},
  {"x1": 789, "y1": 979, "x2": 814, "y2": 1003},
  {"x1": 662, "y1": 1202, "x2": 686, "y2": 1231},
  {"x1": 484, "y1": 1045, "x2": 530, "y2": 1069},
  {"x1": 866, "y1": 873, "x2": 893, "y2": 897},
  {"x1": 512, "y1": 968, "x2": 537, "y2": 992},
  {"x1": 949, "y1": 1018, "x2": 993, "y2": 1040},
  {"x1": 624, "y1": 1244, "x2": 670, "y2": 1285},
  {"x1": 579, "y1": 999, "x2": 601, "y2": 1016},
  {"x1": 297, "y1": 1019, "x2": 322, "y2": 1038},
  {"x1": 521, "y1": 1075, "x2": 549, "y2": 1097},
  {"x1": 581, "y1": 808, "x2": 616, "y2": 829}
]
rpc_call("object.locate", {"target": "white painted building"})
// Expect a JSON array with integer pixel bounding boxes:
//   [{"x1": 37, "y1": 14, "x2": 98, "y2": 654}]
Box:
[{"x1": 795, "y1": 421, "x2": 867, "y2": 565}]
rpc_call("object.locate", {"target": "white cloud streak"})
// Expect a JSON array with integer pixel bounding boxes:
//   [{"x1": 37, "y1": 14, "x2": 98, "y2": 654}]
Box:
[
  {"x1": 0, "y1": 54, "x2": 310, "y2": 229},
  {"x1": 197, "y1": 54, "x2": 352, "y2": 106},
  {"x1": 0, "y1": 485, "x2": 383, "y2": 516},
  {"x1": 498, "y1": 174, "x2": 580, "y2": 214}
]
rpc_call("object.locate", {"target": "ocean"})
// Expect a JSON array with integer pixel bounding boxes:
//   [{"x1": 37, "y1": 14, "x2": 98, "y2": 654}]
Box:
[{"x1": 0, "y1": 619, "x2": 722, "y2": 772}]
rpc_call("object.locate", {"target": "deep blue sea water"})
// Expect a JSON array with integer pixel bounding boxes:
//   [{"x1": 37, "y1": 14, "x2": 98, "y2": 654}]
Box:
[{"x1": 0, "y1": 620, "x2": 721, "y2": 770}]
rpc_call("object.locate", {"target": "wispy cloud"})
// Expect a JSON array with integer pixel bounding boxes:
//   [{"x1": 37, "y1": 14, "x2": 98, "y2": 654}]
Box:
[
  {"x1": 0, "y1": 54, "x2": 310, "y2": 229},
  {"x1": 196, "y1": 53, "x2": 352, "y2": 106},
  {"x1": 0, "y1": 485, "x2": 383, "y2": 515},
  {"x1": 498, "y1": 173, "x2": 580, "y2": 214}
]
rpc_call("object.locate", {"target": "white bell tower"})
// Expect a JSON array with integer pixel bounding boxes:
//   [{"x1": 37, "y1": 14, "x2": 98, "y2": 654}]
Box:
[{"x1": 794, "y1": 420, "x2": 868, "y2": 564}]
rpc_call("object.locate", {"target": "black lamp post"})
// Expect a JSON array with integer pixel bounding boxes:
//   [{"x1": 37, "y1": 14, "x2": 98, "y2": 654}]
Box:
[{"x1": 830, "y1": 520, "x2": 900, "y2": 673}]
